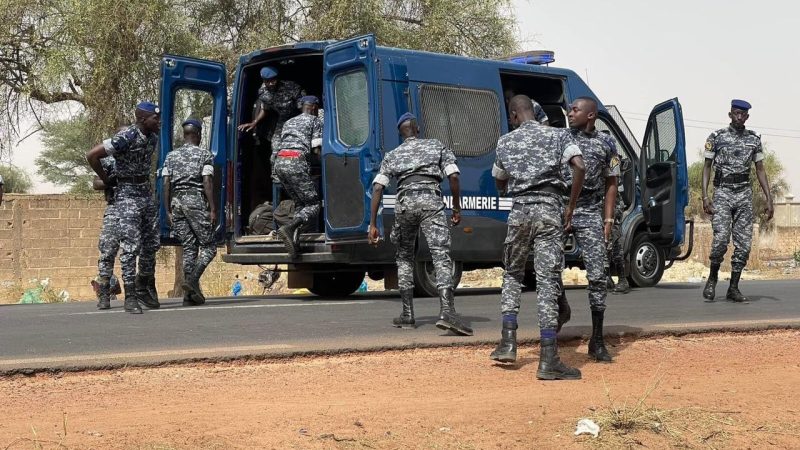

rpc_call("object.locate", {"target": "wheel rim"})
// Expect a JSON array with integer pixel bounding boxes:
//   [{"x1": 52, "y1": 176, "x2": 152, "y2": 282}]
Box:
[{"x1": 635, "y1": 242, "x2": 660, "y2": 280}]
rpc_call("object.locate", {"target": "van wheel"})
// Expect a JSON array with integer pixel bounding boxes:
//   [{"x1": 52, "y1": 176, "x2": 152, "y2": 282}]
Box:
[
  {"x1": 308, "y1": 271, "x2": 365, "y2": 297},
  {"x1": 629, "y1": 233, "x2": 664, "y2": 287},
  {"x1": 522, "y1": 270, "x2": 537, "y2": 291},
  {"x1": 413, "y1": 261, "x2": 463, "y2": 297}
]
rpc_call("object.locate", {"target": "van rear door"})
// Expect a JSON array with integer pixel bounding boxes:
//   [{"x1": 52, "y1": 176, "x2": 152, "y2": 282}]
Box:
[
  {"x1": 158, "y1": 55, "x2": 228, "y2": 243},
  {"x1": 639, "y1": 98, "x2": 688, "y2": 246},
  {"x1": 321, "y1": 34, "x2": 381, "y2": 241}
]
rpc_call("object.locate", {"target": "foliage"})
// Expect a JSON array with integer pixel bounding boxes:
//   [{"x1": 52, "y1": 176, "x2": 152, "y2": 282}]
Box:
[
  {"x1": 0, "y1": 163, "x2": 33, "y2": 193},
  {"x1": 687, "y1": 148, "x2": 789, "y2": 229},
  {"x1": 35, "y1": 114, "x2": 97, "y2": 193}
]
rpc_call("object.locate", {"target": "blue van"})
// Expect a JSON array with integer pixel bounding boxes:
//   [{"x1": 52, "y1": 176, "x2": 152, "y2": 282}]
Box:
[{"x1": 157, "y1": 34, "x2": 692, "y2": 297}]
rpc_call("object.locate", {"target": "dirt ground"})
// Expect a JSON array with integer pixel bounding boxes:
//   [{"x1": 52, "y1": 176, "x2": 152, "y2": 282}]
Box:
[{"x1": 1, "y1": 331, "x2": 799, "y2": 449}]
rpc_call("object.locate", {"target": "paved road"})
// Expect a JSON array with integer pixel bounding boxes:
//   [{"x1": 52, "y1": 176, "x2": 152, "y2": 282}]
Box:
[{"x1": 1, "y1": 281, "x2": 799, "y2": 373}]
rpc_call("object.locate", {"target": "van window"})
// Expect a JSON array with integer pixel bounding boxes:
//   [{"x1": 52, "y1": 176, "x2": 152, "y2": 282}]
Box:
[
  {"x1": 419, "y1": 84, "x2": 501, "y2": 157},
  {"x1": 645, "y1": 108, "x2": 677, "y2": 162},
  {"x1": 334, "y1": 70, "x2": 369, "y2": 146},
  {"x1": 595, "y1": 118, "x2": 629, "y2": 162}
]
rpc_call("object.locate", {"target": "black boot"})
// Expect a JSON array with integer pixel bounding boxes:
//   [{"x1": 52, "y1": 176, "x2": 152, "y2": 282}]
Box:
[
  {"x1": 135, "y1": 275, "x2": 160, "y2": 309},
  {"x1": 277, "y1": 217, "x2": 304, "y2": 259},
  {"x1": 123, "y1": 283, "x2": 142, "y2": 314},
  {"x1": 536, "y1": 336, "x2": 581, "y2": 380},
  {"x1": 726, "y1": 271, "x2": 748, "y2": 303},
  {"x1": 490, "y1": 319, "x2": 518, "y2": 362},
  {"x1": 435, "y1": 288, "x2": 473, "y2": 336},
  {"x1": 605, "y1": 266, "x2": 615, "y2": 290},
  {"x1": 703, "y1": 263, "x2": 720, "y2": 301},
  {"x1": 392, "y1": 289, "x2": 415, "y2": 328},
  {"x1": 182, "y1": 270, "x2": 206, "y2": 305},
  {"x1": 588, "y1": 310, "x2": 613, "y2": 362},
  {"x1": 557, "y1": 289, "x2": 571, "y2": 333},
  {"x1": 96, "y1": 280, "x2": 111, "y2": 310},
  {"x1": 612, "y1": 263, "x2": 631, "y2": 294}
]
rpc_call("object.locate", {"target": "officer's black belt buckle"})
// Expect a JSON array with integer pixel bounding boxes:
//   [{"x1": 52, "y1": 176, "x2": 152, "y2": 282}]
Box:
[
  {"x1": 117, "y1": 175, "x2": 149, "y2": 184},
  {"x1": 713, "y1": 171, "x2": 749, "y2": 187}
]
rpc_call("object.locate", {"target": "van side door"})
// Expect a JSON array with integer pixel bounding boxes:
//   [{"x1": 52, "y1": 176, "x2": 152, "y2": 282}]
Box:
[
  {"x1": 158, "y1": 55, "x2": 228, "y2": 244},
  {"x1": 639, "y1": 98, "x2": 688, "y2": 247},
  {"x1": 321, "y1": 35, "x2": 381, "y2": 241}
]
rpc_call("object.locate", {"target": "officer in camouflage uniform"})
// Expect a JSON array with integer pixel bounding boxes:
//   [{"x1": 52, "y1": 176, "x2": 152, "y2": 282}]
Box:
[
  {"x1": 606, "y1": 184, "x2": 630, "y2": 294},
  {"x1": 163, "y1": 119, "x2": 217, "y2": 306},
  {"x1": 273, "y1": 96, "x2": 324, "y2": 258},
  {"x1": 490, "y1": 95, "x2": 585, "y2": 380},
  {"x1": 237, "y1": 66, "x2": 305, "y2": 161},
  {"x1": 86, "y1": 101, "x2": 162, "y2": 314},
  {"x1": 368, "y1": 112, "x2": 472, "y2": 336},
  {"x1": 504, "y1": 89, "x2": 549, "y2": 126},
  {"x1": 92, "y1": 156, "x2": 121, "y2": 309},
  {"x1": 563, "y1": 97, "x2": 621, "y2": 361},
  {"x1": 702, "y1": 99, "x2": 774, "y2": 303}
]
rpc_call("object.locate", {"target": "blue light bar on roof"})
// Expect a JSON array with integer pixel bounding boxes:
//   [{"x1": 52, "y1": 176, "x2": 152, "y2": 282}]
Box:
[{"x1": 506, "y1": 50, "x2": 555, "y2": 65}]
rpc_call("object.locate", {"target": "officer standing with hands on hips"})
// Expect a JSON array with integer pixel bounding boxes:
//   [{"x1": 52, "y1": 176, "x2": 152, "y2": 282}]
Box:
[
  {"x1": 368, "y1": 112, "x2": 473, "y2": 336},
  {"x1": 163, "y1": 119, "x2": 217, "y2": 305},
  {"x1": 86, "y1": 102, "x2": 162, "y2": 314},
  {"x1": 702, "y1": 99, "x2": 773, "y2": 303},
  {"x1": 272, "y1": 96, "x2": 324, "y2": 258},
  {"x1": 490, "y1": 95, "x2": 585, "y2": 380}
]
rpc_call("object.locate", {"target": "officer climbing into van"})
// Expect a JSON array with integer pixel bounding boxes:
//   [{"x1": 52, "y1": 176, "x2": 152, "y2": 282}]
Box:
[
  {"x1": 86, "y1": 102, "x2": 162, "y2": 314},
  {"x1": 163, "y1": 119, "x2": 217, "y2": 305},
  {"x1": 368, "y1": 112, "x2": 473, "y2": 336},
  {"x1": 237, "y1": 66, "x2": 305, "y2": 161},
  {"x1": 563, "y1": 97, "x2": 620, "y2": 362},
  {"x1": 702, "y1": 99, "x2": 773, "y2": 303},
  {"x1": 272, "y1": 96, "x2": 324, "y2": 259},
  {"x1": 490, "y1": 95, "x2": 585, "y2": 380}
]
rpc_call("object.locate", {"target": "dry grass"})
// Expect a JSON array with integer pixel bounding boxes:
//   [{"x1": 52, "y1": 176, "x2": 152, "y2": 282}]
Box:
[{"x1": 3, "y1": 412, "x2": 69, "y2": 450}]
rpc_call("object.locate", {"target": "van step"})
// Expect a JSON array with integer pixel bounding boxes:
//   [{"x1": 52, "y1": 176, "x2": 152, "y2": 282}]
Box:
[{"x1": 235, "y1": 233, "x2": 325, "y2": 244}]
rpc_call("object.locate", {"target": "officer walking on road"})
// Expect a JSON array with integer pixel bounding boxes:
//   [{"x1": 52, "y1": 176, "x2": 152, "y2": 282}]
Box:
[
  {"x1": 86, "y1": 102, "x2": 162, "y2": 314},
  {"x1": 563, "y1": 97, "x2": 620, "y2": 362},
  {"x1": 702, "y1": 100, "x2": 773, "y2": 303},
  {"x1": 368, "y1": 112, "x2": 473, "y2": 336},
  {"x1": 237, "y1": 66, "x2": 305, "y2": 159},
  {"x1": 490, "y1": 95, "x2": 585, "y2": 380},
  {"x1": 272, "y1": 96, "x2": 324, "y2": 258},
  {"x1": 163, "y1": 119, "x2": 218, "y2": 306}
]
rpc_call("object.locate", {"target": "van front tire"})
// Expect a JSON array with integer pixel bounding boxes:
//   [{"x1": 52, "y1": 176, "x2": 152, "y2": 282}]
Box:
[
  {"x1": 413, "y1": 261, "x2": 463, "y2": 298},
  {"x1": 629, "y1": 233, "x2": 665, "y2": 288}
]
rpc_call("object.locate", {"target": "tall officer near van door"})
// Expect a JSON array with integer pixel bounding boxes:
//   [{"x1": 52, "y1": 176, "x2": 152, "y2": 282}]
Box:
[
  {"x1": 490, "y1": 95, "x2": 585, "y2": 380},
  {"x1": 368, "y1": 113, "x2": 473, "y2": 336},
  {"x1": 702, "y1": 100, "x2": 773, "y2": 303},
  {"x1": 86, "y1": 102, "x2": 162, "y2": 314},
  {"x1": 237, "y1": 66, "x2": 305, "y2": 159},
  {"x1": 563, "y1": 97, "x2": 620, "y2": 362},
  {"x1": 273, "y1": 96, "x2": 324, "y2": 258},
  {"x1": 163, "y1": 119, "x2": 217, "y2": 305}
]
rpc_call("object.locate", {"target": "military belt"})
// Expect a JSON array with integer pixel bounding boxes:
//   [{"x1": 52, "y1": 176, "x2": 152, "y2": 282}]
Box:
[
  {"x1": 399, "y1": 174, "x2": 441, "y2": 187},
  {"x1": 396, "y1": 188, "x2": 441, "y2": 202},
  {"x1": 117, "y1": 175, "x2": 148, "y2": 184},
  {"x1": 713, "y1": 171, "x2": 749, "y2": 187},
  {"x1": 514, "y1": 184, "x2": 565, "y2": 199},
  {"x1": 277, "y1": 149, "x2": 303, "y2": 158}
]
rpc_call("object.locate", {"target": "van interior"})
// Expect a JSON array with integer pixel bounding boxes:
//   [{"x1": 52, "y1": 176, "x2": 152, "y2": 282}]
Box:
[
  {"x1": 236, "y1": 54, "x2": 324, "y2": 237},
  {"x1": 499, "y1": 72, "x2": 568, "y2": 128}
]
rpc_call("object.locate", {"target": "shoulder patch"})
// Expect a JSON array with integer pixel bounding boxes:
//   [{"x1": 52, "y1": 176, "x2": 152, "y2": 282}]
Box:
[
  {"x1": 705, "y1": 140, "x2": 713, "y2": 151},
  {"x1": 609, "y1": 155, "x2": 620, "y2": 170}
]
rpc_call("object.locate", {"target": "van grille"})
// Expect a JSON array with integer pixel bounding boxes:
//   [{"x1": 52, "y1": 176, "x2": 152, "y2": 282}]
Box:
[{"x1": 418, "y1": 84, "x2": 501, "y2": 158}]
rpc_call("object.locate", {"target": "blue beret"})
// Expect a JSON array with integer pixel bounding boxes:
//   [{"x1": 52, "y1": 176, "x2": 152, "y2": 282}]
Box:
[
  {"x1": 731, "y1": 99, "x2": 751, "y2": 111},
  {"x1": 136, "y1": 101, "x2": 160, "y2": 114},
  {"x1": 182, "y1": 118, "x2": 203, "y2": 130},
  {"x1": 397, "y1": 112, "x2": 416, "y2": 129},
  {"x1": 300, "y1": 95, "x2": 319, "y2": 105},
  {"x1": 260, "y1": 66, "x2": 278, "y2": 79}
]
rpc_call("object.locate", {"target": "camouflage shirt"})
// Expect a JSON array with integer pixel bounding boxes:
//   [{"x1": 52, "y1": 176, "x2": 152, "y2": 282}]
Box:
[
  {"x1": 102, "y1": 124, "x2": 157, "y2": 195},
  {"x1": 101, "y1": 157, "x2": 116, "y2": 205},
  {"x1": 373, "y1": 137, "x2": 459, "y2": 191},
  {"x1": 162, "y1": 144, "x2": 214, "y2": 192},
  {"x1": 704, "y1": 126, "x2": 764, "y2": 187},
  {"x1": 258, "y1": 80, "x2": 305, "y2": 125},
  {"x1": 278, "y1": 112, "x2": 323, "y2": 156},
  {"x1": 565, "y1": 128, "x2": 621, "y2": 211},
  {"x1": 532, "y1": 99, "x2": 549, "y2": 125},
  {"x1": 493, "y1": 120, "x2": 582, "y2": 207}
]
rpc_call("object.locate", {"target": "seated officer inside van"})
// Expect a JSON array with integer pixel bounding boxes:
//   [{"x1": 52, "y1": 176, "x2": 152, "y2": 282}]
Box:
[{"x1": 504, "y1": 89, "x2": 549, "y2": 126}]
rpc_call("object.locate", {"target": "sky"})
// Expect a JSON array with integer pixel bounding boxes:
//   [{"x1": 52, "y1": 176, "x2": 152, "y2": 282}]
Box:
[{"x1": 9, "y1": 0, "x2": 800, "y2": 198}]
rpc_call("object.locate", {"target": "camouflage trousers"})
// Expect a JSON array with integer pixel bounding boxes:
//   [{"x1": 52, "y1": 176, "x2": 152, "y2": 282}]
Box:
[
  {"x1": 172, "y1": 192, "x2": 217, "y2": 278},
  {"x1": 710, "y1": 186, "x2": 753, "y2": 272},
  {"x1": 97, "y1": 205, "x2": 120, "y2": 281},
  {"x1": 606, "y1": 215, "x2": 624, "y2": 274},
  {"x1": 572, "y1": 210, "x2": 607, "y2": 311},
  {"x1": 500, "y1": 201, "x2": 563, "y2": 330},
  {"x1": 391, "y1": 191, "x2": 453, "y2": 291},
  {"x1": 115, "y1": 192, "x2": 159, "y2": 285},
  {"x1": 273, "y1": 157, "x2": 320, "y2": 225}
]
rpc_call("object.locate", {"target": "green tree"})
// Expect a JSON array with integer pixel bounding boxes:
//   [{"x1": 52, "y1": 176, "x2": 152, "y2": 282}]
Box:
[
  {"x1": 687, "y1": 147, "x2": 790, "y2": 230},
  {"x1": 0, "y1": 164, "x2": 33, "y2": 193},
  {"x1": 35, "y1": 115, "x2": 99, "y2": 193}
]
